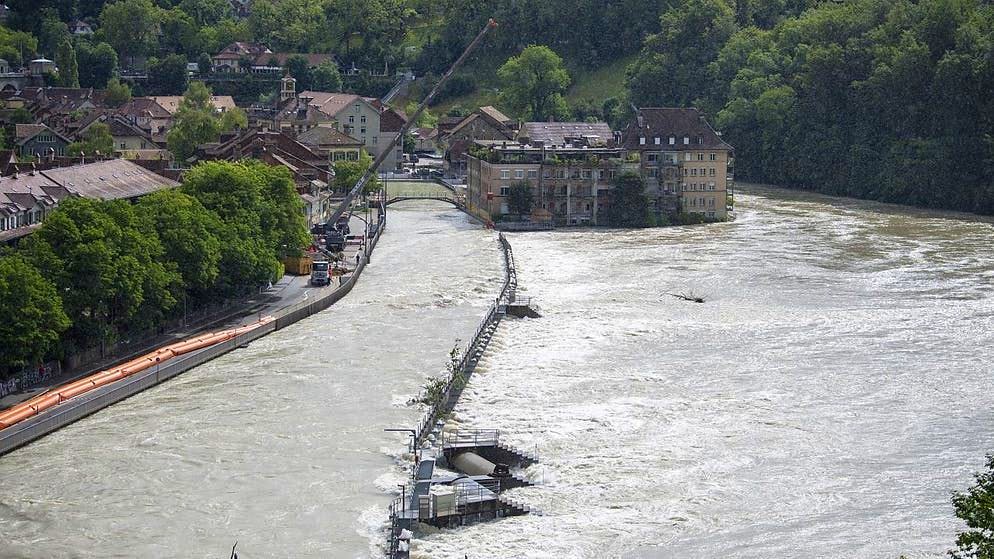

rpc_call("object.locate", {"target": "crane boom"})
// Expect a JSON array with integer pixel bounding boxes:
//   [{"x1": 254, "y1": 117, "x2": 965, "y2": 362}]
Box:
[{"x1": 328, "y1": 18, "x2": 498, "y2": 225}]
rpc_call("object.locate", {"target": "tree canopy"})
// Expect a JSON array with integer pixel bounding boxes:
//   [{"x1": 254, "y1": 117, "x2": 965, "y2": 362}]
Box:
[
  {"x1": 497, "y1": 45, "x2": 571, "y2": 122},
  {"x1": 0, "y1": 254, "x2": 70, "y2": 374},
  {"x1": 607, "y1": 172, "x2": 650, "y2": 228},
  {"x1": 952, "y1": 454, "x2": 994, "y2": 558},
  {"x1": 67, "y1": 122, "x2": 114, "y2": 157}
]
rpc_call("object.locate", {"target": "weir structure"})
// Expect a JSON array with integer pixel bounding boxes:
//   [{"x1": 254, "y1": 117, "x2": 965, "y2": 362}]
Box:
[{"x1": 387, "y1": 233, "x2": 541, "y2": 558}]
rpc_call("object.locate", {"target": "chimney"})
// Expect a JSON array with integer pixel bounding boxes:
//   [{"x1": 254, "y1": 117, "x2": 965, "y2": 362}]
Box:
[{"x1": 29, "y1": 162, "x2": 35, "y2": 175}]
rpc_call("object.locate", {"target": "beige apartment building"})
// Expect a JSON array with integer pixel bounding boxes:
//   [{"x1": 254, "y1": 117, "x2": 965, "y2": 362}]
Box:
[
  {"x1": 622, "y1": 107, "x2": 733, "y2": 221},
  {"x1": 466, "y1": 136, "x2": 634, "y2": 226}
]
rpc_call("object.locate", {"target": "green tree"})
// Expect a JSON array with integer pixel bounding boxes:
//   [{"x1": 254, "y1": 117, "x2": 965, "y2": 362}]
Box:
[
  {"x1": 0, "y1": 26, "x2": 38, "y2": 67},
  {"x1": 497, "y1": 45, "x2": 571, "y2": 121},
  {"x1": 159, "y1": 7, "x2": 203, "y2": 58},
  {"x1": 311, "y1": 60, "x2": 342, "y2": 92},
  {"x1": 105, "y1": 77, "x2": 132, "y2": 108},
  {"x1": 136, "y1": 189, "x2": 223, "y2": 297},
  {"x1": 167, "y1": 82, "x2": 222, "y2": 161},
  {"x1": 147, "y1": 54, "x2": 190, "y2": 95},
  {"x1": 9, "y1": 108, "x2": 33, "y2": 124},
  {"x1": 507, "y1": 182, "x2": 534, "y2": 215},
  {"x1": 67, "y1": 122, "x2": 115, "y2": 157},
  {"x1": 99, "y1": 0, "x2": 160, "y2": 61},
  {"x1": 77, "y1": 41, "x2": 118, "y2": 89},
  {"x1": 54, "y1": 38, "x2": 79, "y2": 88},
  {"x1": 39, "y1": 8, "x2": 70, "y2": 55},
  {"x1": 627, "y1": 0, "x2": 736, "y2": 107},
  {"x1": 197, "y1": 52, "x2": 213, "y2": 75},
  {"x1": 333, "y1": 151, "x2": 381, "y2": 195},
  {"x1": 218, "y1": 107, "x2": 248, "y2": 132},
  {"x1": 179, "y1": 0, "x2": 233, "y2": 26},
  {"x1": 951, "y1": 455, "x2": 994, "y2": 559},
  {"x1": 0, "y1": 254, "x2": 70, "y2": 375},
  {"x1": 181, "y1": 161, "x2": 310, "y2": 291},
  {"x1": 23, "y1": 197, "x2": 180, "y2": 347},
  {"x1": 607, "y1": 172, "x2": 650, "y2": 228},
  {"x1": 285, "y1": 55, "x2": 314, "y2": 91}
]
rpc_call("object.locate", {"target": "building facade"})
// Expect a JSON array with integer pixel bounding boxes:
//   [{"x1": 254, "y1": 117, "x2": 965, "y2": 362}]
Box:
[
  {"x1": 621, "y1": 107, "x2": 733, "y2": 221},
  {"x1": 466, "y1": 139, "x2": 635, "y2": 226}
]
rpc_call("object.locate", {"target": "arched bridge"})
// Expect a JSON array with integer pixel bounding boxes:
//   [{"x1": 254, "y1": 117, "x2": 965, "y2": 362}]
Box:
[{"x1": 384, "y1": 193, "x2": 465, "y2": 209}]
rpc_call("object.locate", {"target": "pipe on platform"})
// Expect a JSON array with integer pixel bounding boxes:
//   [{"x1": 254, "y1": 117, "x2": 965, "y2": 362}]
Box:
[{"x1": 450, "y1": 451, "x2": 510, "y2": 478}]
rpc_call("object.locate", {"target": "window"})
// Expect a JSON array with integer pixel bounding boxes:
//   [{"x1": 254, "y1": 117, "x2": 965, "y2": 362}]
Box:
[
  {"x1": 349, "y1": 115, "x2": 354, "y2": 123},
  {"x1": 647, "y1": 153, "x2": 658, "y2": 162},
  {"x1": 360, "y1": 127, "x2": 366, "y2": 135},
  {"x1": 608, "y1": 170, "x2": 617, "y2": 178},
  {"x1": 527, "y1": 170, "x2": 538, "y2": 179},
  {"x1": 709, "y1": 182, "x2": 715, "y2": 190},
  {"x1": 120, "y1": 142, "x2": 126, "y2": 149},
  {"x1": 683, "y1": 168, "x2": 688, "y2": 176},
  {"x1": 709, "y1": 153, "x2": 717, "y2": 161},
  {"x1": 654, "y1": 137, "x2": 660, "y2": 145},
  {"x1": 500, "y1": 185, "x2": 510, "y2": 196},
  {"x1": 668, "y1": 136, "x2": 675, "y2": 145},
  {"x1": 697, "y1": 137, "x2": 704, "y2": 145},
  {"x1": 360, "y1": 115, "x2": 366, "y2": 124},
  {"x1": 354, "y1": 104, "x2": 361, "y2": 113},
  {"x1": 515, "y1": 169, "x2": 524, "y2": 179},
  {"x1": 697, "y1": 153, "x2": 704, "y2": 161},
  {"x1": 683, "y1": 137, "x2": 689, "y2": 145},
  {"x1": 648, "y1": 168, "x2": 658, "y2": 178},
  {"x1": 710, "y1": 168, "x2": 716, "y2": 177},
  {"x1": 709, "y1": 198, "x2": 715, "y2": 207},
  {"x1": 372, "y1": 136, "x2": 378, "y2": 145},
  {"x1": 500, "y1": 170, "x2": 511, "y2": 179},
  {"x1": 685, "y1": 153, "x2": 692, "y2": 161},
  {"x1": 581, "y1": 170, "x2": 591, "y2": 179},
  {"x1": 639, "y1": 137, "x2": 645, "y2": 145},
  {"x1": 690, "y1": 169, "x2": 697, "y2": 176}
]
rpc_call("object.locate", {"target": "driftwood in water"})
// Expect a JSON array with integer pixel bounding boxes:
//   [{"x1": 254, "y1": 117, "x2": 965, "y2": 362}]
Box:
[{"x1": 666, "y1": 292, "x2": 705, "y2": 303}]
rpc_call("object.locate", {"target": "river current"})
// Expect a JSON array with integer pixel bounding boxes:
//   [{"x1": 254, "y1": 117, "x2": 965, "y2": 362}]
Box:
[{"x1": 1, "y1": 186, "x2": 993, "y2": 558}]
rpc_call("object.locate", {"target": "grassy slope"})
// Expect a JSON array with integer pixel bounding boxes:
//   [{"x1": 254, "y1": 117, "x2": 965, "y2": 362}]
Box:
[{"x1": 396, "y1": 55, "x2": 634, "y2": 118}]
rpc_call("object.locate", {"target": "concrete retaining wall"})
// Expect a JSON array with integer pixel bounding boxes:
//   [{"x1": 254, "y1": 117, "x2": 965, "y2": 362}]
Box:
[{"x1": 0, "y1": 217, "x2": 387, "y2": 456}]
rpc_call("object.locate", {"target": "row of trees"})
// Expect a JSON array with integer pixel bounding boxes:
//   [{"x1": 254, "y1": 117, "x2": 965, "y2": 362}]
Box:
[
  {"x1": 626, "y1": 0, "x2": 994, "y2": 215},
  {"x1": 0, "y1": 160, "x2": 309, "y2": 379}
]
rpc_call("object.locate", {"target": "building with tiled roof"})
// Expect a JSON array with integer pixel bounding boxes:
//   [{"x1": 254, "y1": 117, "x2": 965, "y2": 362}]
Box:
[
  {"x1": 0, "y1": 159, "x2": 178, "y2": 242},
  {"x1": 296, "y1": 125, "x2": 364, "y2": 162},
  {"x1": 15, "y1": 123, "x2": 71, "y2": 158},
  {"x1": 518, "y1": 121, "x2": 614, "y2": 147},
  {"x1": 621, "y1": 107, "x2": 733, "y2": 220},
  {"x1": 278, "y1": 91, "x2": 397, "y2": 170},
  {"x1": 149, "y1": 95, "x2": 237, "y2": 115}
]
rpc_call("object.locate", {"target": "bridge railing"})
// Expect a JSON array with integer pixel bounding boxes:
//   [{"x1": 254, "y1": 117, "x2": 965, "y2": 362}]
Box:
[{"x1": 411, "y1": 231, "x2": 516, "y2": 445}]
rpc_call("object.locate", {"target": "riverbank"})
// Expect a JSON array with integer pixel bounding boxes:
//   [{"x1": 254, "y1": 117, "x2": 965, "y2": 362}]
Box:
[{"x1": 0, "y1": 211, "x2": 386, "y2": 456}]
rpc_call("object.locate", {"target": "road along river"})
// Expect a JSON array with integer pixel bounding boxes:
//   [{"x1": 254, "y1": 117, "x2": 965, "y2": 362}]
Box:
[{"x1": 1, "y1": 185, "x2": 992, "y2": 558}]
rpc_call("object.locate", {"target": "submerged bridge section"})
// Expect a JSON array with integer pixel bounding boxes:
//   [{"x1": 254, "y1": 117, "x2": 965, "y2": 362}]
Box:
[{"x1": 384, "y1": 193, "x2": 465, "y2": 209}]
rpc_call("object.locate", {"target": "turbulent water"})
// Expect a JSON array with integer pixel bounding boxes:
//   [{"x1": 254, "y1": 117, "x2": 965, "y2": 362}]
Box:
[
  {"x1": 2, "y1": 186, "x2": 993, "y2": 558},
  {"x1": 0, "y1": 202, "x2": 502, "y2": 558}
]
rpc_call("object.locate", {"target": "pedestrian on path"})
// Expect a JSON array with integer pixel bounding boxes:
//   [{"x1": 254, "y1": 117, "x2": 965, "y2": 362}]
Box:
[{"x1": 355, "y1": 252, "x2": 361, "y2": 265}]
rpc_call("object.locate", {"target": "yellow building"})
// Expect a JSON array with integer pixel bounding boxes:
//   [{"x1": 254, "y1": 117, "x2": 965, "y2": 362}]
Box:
[{"x1": 622, "y1": 107, "x2": 734, "y2": 221}]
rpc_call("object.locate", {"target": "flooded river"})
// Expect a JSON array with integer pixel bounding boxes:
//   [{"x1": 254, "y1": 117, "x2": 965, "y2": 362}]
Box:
[{"x1": 1, "y1": 186, "x2": 993, "y2": 558}]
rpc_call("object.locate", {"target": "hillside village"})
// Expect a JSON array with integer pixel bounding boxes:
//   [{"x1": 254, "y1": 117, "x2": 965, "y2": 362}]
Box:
[{"x1": 0, "y1": 56, "x2": 734, "y2": 241}]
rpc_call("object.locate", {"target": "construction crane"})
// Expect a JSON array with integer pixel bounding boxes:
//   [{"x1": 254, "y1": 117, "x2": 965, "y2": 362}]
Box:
[{"x1": 327, "y1": 18, "x2": 498, "y2": 226}]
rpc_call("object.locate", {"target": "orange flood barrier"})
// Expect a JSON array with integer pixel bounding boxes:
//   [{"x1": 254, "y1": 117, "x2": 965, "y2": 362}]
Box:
[{"x1": 0, "y1": 317, "x2": 275, "y2": 431}]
